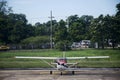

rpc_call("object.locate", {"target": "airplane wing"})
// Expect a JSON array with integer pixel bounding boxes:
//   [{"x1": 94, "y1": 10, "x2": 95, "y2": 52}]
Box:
[
  {"x1": 15, "y1": 56, "x2": 58, "y2": 59},
  {"x1": 66, "y1": 56, "x2": 109, "y2": 59},
  {"x1": 15, "y1": 56, "x2": 109, "y2": 60}
]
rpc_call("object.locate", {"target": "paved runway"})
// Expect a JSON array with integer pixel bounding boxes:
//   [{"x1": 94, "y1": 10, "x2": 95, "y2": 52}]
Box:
[{"x1": 0, "y1": 68, "x2": 120, "y2": 80}]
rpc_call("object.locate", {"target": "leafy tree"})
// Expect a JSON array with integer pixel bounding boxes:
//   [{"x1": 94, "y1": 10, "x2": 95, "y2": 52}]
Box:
[
  {"x1": 25, "y1": 24, "x2": 35, "y2": 37},
  {"x1": 34, "y1": 22, "x2": 46, "y2": 36},
  {"x1": 0, "y1": 13, "x2": 9, "y2": 44},
  {"x1": 103, "y1": 15, "x2": 112, "y2": 47},
  {"x1": 45, "y1": 20, "x2": 58, "y2": 36},
  {"x1": 8, "y1": 13, "x2": 29, "y2": 43},
  {"x1": 89, "y1": 15, "x2": 105, "y2": 49},
  {"x1": 98, "y1": 15, "x2": 105, "y2": 49},
  {"x1": 116, "y1": 3, "x2": 120, "y2": 17},
  {"x1": 0, "y1": 0, "x2": 12, "y2": 44},
  {"x1": 68, "y1": 15, "x2": 93, "y2": 42},
  {"x1": 90, "y1": 12, "x2": 120, "y2": 49},
  {"x1": 34, "y1": 20, "x2": 58, "y2": 36},
  {"x1": 80, "y1": 15, "x2": 93, "y2": 39},
  {"x1": 0, "y1": 0, "x2": 12, "y2": 14},
  {"x1": 55, "y1": 20, "x2": 71, "y2": 50},
  {"x1": 109, "y1": 3, "x2": 120, "y2": 48},
  {"x1": 68, "y1": 15, "x2": 82, "y2": 42},
  {"x1": 55, "y1": 20, "x2": 68, "y2": 41},
  {"x1": 68, "y1": 15, "x2": 79, "y2": 26},
  {"x1": 115, "y1": 3, "x2": 120, "y2": 45}
]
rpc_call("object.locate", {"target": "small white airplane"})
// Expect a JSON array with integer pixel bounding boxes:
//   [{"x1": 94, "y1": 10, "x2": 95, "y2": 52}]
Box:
[{"x1": 15, "y1": 53, "x2": 109, "y2": 75}]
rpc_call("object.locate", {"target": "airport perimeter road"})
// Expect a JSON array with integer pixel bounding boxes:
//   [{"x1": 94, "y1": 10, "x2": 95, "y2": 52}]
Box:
[{"x1": 0, "y1": 68, "x2": 120, "y2": 80}]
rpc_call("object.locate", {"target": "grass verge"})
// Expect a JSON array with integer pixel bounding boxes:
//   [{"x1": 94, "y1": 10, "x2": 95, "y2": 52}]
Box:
[{"x1": 0, "y1": 49, "x2": 120, "y2": 68}]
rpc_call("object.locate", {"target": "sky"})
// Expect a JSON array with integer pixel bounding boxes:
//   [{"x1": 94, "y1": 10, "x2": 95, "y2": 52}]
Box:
[{"x1": 8, "y1": 0, "x2": 120, "y2": 25}]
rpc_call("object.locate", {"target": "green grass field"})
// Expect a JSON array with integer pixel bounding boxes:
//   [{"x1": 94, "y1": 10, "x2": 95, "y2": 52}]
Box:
[{"x1": 0, "y1": 49, "x2": 120, "y2": 68}]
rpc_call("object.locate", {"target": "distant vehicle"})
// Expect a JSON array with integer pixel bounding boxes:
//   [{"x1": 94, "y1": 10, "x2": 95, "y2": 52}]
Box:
[
  {"x1": 0, "y1": 45, "x2": 10, "y2": 51},
  {"x1": 15, "y1": 53, "x2": 109, "y2": 75},
  {"x1": 81, "y1": 40, "x2": 90, "y2": 48},
  {"x1": 71, "y1": 42, "x2": 81, "y2": 48}
]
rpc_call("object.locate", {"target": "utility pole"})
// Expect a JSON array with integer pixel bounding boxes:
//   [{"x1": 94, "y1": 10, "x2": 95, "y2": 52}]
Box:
[
  {"x1": 49, "y1": 11, "x2": 54, "y2": 49},
  {"x1": 66, "y1": 17, "x2": 69, "y2": 28},
  {"x1": 66, "y1": 17, "x2": 69, "y2": 32}
]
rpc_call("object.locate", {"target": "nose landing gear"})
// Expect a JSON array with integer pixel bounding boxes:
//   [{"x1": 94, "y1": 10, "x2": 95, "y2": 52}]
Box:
[
  {"x1": 50, "y1": 71, "x2": 52, "y2": 74},
  {"x1": 72, "y1": 71, "x2": 75, "y2": 75}
]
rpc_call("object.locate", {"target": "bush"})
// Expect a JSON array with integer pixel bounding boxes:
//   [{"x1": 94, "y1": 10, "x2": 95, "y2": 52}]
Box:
[
  {"x1": 21, "y1": 36, "x2": 50, "y2": 44},
  {"x1": 20, "y1": 36, "x2": 50, "y2": 49}
]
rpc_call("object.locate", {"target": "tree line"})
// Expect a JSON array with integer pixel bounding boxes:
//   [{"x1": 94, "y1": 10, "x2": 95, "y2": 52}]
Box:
[{"x1": 0, "y1": 0, "x2": 120, "y2": 50}]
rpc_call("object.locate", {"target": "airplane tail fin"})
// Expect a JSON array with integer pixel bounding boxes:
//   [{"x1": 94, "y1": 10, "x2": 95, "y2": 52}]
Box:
[{"x1": 63, "y1": 52, "x2": 65, "y2": 58}]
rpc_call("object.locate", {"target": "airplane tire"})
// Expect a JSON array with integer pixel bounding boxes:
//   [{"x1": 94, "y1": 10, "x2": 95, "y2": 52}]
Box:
[
  {"x1": 60, "y1": 72, "x2": 62, "y2": 75},
  {"x1": 50, "y1": 71, "x2": 52, "y2": 74},
  {"x1": 72, "y1": 71, "x2": 75, "y2": 75}
]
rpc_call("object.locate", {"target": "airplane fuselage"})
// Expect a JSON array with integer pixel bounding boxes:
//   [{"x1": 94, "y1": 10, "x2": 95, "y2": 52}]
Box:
[{"x1": 56, "y1": 58, "x2": 68, "y2": 71}]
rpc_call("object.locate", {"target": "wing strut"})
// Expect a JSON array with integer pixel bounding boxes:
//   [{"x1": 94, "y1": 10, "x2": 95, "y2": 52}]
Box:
[{"x1": 41, "y1": 59, "x2": 55, "y2": 68}]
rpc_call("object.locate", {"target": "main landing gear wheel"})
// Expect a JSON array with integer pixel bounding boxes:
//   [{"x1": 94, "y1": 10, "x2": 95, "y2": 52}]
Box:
[
  {"x1": 60, "y1": 72, "x2": 62, "y2": 75},
  {"x1": 50, "y1": 71, "x2": 52, "y2": 74}
]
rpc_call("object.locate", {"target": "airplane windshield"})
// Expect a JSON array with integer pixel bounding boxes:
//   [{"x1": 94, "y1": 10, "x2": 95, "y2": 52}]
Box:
[{"x1": 57, "y1": 58, "x2": 67, "y2": 63}]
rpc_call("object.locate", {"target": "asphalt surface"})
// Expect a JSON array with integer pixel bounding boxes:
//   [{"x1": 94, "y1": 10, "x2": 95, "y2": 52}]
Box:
[{"x1": 0, "y1": 68, "x2": 120, "y2": 80}]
